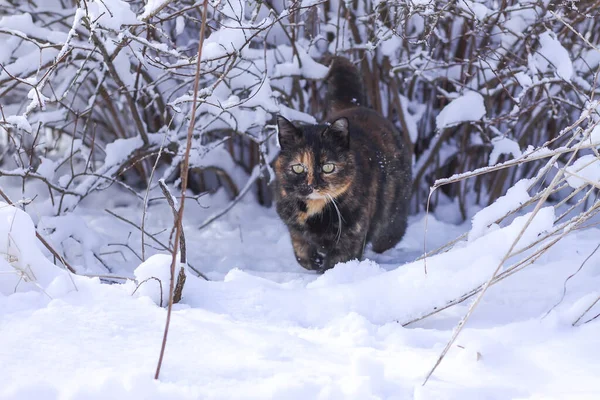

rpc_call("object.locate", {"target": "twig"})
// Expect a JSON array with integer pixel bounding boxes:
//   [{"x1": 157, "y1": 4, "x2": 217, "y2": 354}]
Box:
[
  {"x1": 422, "y1": 133, "x2": 588, "y2": 385},
  {"x1": 158, "y1": 180, "x2": 186, "y2": 264},
  {"x1": 173, "y1": 267, "x2": 187, "y2": 304},
  {"x1": 106, "y1": 209, "x2": 173, "y2": 252},
  {"x1": 404, "y1": 223, "x2": 581, "y2": 327},
  {"x1": 158, "y1": 179, "x2": 189, "y2": 303},
  {"x1": 155, "y1": 0, "x2": 209, "y2": 380},
  {"x1": 88, "y1": 30, "x2": 150, "y2": 145},
  {"x1": 105, "y1": 209, "x2": 208, "y2": 280},
  {"x1": 142, "y1": 134, "x2": 169, "y2": 261},
  {"x1": 197, "y1": 164, "x2": 267, "y2": 231},
  {"x1": 545, "y1": 241, "x2": 600, "y2": 318},
  {"x1": 82, "y1": 273, "x2": 132, "y2": 281},
  {"x1": 35, "y1": 232, "x2": 77, "y2": 274},
  {"x1": 581, "y1": 310, "x2": 600, "y2": 325},
  {"x1": 132, "y1": 277, "x2": 164, "y2": 307}
]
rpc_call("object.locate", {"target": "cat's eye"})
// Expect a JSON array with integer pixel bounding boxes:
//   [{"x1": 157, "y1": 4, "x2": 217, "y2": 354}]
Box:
[
  {"x1": 292, "y1": 164, "x2": 305, "y2": 174},
  {"x1": 322, "y1": 163, "x2": 335, "y2": 173}
]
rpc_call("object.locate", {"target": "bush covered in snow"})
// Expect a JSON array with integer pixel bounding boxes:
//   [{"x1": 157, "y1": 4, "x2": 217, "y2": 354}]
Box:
[{"x1": 0, "y1": 0, "x2": 598, "y2": 215}]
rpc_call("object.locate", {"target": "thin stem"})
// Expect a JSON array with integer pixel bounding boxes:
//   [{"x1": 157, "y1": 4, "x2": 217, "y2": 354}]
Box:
[{"x1": 154, "y1": 0, "x2": 209, "y2": 380}]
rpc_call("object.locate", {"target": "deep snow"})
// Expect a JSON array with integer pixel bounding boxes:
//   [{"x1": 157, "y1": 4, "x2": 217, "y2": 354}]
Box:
[{"x1": 1, "y1": 180, "x2": 600, "y2": 399}]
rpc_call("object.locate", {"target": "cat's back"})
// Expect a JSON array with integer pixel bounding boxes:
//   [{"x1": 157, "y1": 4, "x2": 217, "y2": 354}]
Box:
[
  {"x1": 328, "y1": 106, "x2": 406, "y2": 159},
  {"x1": 325, "y1": 57, "x2": 408, "y2": 161},
  {"x1": 325, "y1": 57, "x2": 412, "y2": 252}
]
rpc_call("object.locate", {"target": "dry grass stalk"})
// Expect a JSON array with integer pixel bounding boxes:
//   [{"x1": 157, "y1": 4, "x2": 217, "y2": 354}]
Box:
[
  {"x1": 154, "y1": 0, "x2": 209, "y2": 380},
  {"x1": 420, "y1": 118, "x2": 600, "y2": 384}
]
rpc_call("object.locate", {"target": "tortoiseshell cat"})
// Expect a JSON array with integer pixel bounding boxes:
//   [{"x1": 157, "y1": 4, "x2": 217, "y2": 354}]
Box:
[{"x1": 274, "y1": 56, "x2": 412, "y2": 272}]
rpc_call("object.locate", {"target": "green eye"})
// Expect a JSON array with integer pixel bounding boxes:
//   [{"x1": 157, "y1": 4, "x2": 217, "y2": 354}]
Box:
[
  {"x1": 322, "y1": 163, "x2": 335, "y2": 173},
  {"x1": 292, "y1": 164, "x2": 305, "y2": 174}
]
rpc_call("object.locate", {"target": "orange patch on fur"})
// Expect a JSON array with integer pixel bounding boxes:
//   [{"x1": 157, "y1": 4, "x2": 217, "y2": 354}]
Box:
[
  {"x1": 274, "y1": 158, "x2": 283, "y2": 173},
  {"x1": 306, "y1": 197, "x2": 328, "y2": 216},
  {"x1": 296, "y1": 181, "x2": 352, "y2": 224},
  {"x1": 296, "y1": 197, "x2": 327, "y2": 224},
  {"x1": 291, "y1": 231, "x2": 309, "y2": 259},
  {"x1": 327, "y1": 180, "x2": 352, "y2": 199},
  {"x1": 295, "y1": 151, "x2": 314, "y2": 185}
]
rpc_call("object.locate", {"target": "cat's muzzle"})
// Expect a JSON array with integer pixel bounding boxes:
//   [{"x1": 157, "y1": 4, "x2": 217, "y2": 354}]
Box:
[{"x1": 299, "y1": 186, "x2": 314, "y2": 196}]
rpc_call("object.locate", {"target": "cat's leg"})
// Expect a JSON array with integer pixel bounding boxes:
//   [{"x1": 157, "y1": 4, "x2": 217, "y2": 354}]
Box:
[
  {"x1": 371, "y1": 205, "x2": 408, "y2": 254},
  {"x1": 371, "y1": 154, "x2": 411, "y2": 253},
  {"x1": 370, "y1": 176, "x2": 410, "y2": 253},
  {"x1": 321, "y1": 229, "x2": 367, "y2": 271},
  {"x1": 290, "y1": 230, "x2": 324, "y2": 270}
]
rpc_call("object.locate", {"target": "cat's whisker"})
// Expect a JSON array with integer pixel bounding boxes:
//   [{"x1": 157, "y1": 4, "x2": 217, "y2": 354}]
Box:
[{"x1": 326, "y1": 193, "x2": 343, "y2": 243}]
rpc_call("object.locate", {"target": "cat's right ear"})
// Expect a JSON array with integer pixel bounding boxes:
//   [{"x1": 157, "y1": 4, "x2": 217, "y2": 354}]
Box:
[{"x1": 277, "y1": 116, "x2": 301, "y2": 150}]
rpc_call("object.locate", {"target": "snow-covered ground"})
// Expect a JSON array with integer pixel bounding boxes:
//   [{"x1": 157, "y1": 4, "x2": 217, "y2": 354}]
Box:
[{"x1": 1, "y1": 180, "x2": 600, "y2": 400}]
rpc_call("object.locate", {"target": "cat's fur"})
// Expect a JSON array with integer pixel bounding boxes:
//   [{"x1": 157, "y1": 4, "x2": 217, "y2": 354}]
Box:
[{"x1": 274, "y1": 56, "x2": 412, "y2": 271}]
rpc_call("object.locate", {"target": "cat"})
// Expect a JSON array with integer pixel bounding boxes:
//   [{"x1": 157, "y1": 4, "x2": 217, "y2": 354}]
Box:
[{"x1": 273, "y1": 56, "x2": 412, "y2": 272}]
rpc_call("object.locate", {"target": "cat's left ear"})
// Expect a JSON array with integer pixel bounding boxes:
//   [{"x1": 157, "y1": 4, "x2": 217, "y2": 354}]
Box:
[
  {"x1": 323, "y1": 117, "x2": 349, "y2": 149},
  {"x1": 277, "y1": 115, "x2": 302, "y2": 150}
]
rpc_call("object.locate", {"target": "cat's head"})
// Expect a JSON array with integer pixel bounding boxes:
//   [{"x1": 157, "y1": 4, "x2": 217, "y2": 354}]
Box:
[{"x1": 274, "y1": 116, "x2": 355, "y2": 201}]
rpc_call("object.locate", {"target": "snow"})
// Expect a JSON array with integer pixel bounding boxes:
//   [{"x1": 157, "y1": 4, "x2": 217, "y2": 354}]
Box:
[
  {"x1": 436, "y1": 92, "x2": 486, "y2": 130},
  {"x1": 398, "y1": 94, "x2": 425, "y2": 144},
  {"x1": 533, "y1": 31, "x2": 574, "y2": 82},
  {"x1": 112, "y1": 50, "x2": 135, "y2": 89},
  {"x1": 140, "y1": 0, "x2": 173, "y2": 20},
  {"x1": 468, "y1": 178, "x2": 533, "y2": 242},
  {"x1": 466, "y1": 4, "x2": 539, "y2": 91},
  {"x1": 217, "y1": 0, "x2": 245, "y2": 21},
  {"x1": 1, "y1": 182, "x2": 600, "y2": 399},
  {"x1": 0, "y1": 13, "x2": 66, "y2": 44},
  {"x1": 0, "y1": 45, "x2": 59, "y2": 83},
  {"x1": 514, "y1": 71, "x2": 532, "y2": 89},
  {"x1": 5, "y1": 115, "x2": 32, "y2": 132},
  {"x1": 574, "y1": 49, "x2": 600, "y2": 72},
  {"x1": 272, "y1": 48, "x2": 329, "y2": 80},
  {"x1": 0, "y1": 202, "x2": 76, "y2": 296},
  {"x1": 585, "y1": 123, "x2": 600, "y2": 146},
  {"x1": 458, "y1": 0, "x2": 490, "y2": 21},
  {"x1": 301, "y1": 0, "x2": 323, "y2": 7},
  {"x1": 175, "y1": 16, "x2": 185, "y2": 36},
  {"x1": 38, "y1": 214, "x2": 106, "y2": 274},
  {"x1": 565, "y1": 155, "x2": 600, "y2": 189},
  {"x1": 103, "y1": 136, "x2": 145, "y2": 167},
  {"x1": 488, "y1": 136, "x2": 521, "y2": 166},
  {"x1": 26, "y1": 87, "x2": 49, "y2": 114},
  {"x1": 133, "y1": 253, "x2": 174, "y2": 306},
  {"x1": 88, "y1": 0, "x2": 139, "y2": 30},
  {"x1": 379, "y1": 30, "x2": 402, "y2": 63},
  {"x1": 35, "y1": 157, "x2": 58, "y2": 180},
  {"x1": 202, "y1": 25, "x2": 247, "y2": 61},
  {"x1": 56, "y1": 8, "x2": 84, "y2": 61}
]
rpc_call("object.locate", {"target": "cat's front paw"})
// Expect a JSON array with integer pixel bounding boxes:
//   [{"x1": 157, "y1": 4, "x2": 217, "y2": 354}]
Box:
[
  {"x1": 310, "y1": 251, "x2": 326, "y2": 271},
  {"x1": 296, "y1": 251, "x2": 326, "y2": 271}
]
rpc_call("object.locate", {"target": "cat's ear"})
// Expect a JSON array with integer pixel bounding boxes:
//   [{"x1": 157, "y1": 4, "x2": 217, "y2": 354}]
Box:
[
  {"x1": 323, "y1": 117, "x2": 349, "y2": 149},
  {"x1": 277, "y1": 116, "x2": 302, "y2": 150}
]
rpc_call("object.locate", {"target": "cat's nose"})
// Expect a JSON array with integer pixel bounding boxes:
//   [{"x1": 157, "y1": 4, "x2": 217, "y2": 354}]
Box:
[{"x1": 300, "y1": 186, "x2": 313, "y2": 196}]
